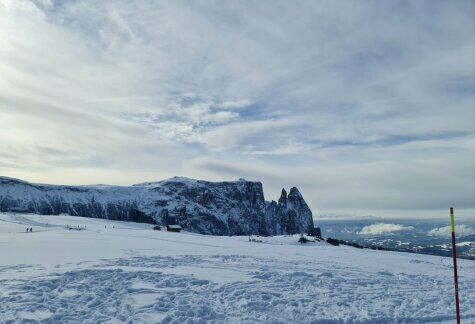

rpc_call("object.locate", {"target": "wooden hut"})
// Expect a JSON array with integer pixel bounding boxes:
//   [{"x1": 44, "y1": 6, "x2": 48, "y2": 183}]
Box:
[{"x1": 166, "y1": 225, "x2": 182, "y2": 232}]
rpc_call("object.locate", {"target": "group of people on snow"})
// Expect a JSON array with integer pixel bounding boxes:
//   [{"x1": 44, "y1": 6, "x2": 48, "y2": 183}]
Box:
[{"x1": 25, "y1": 227, "x2": 33, "y2": 233}]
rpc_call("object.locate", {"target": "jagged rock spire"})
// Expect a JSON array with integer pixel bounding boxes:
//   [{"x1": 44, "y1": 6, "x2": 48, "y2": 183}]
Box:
[
  {"x1": 278, "y1": 188, "x2": 287, "y2": 204},
  {"x1": 288, "y1": 187, "x2": 302, "y2": 198}
]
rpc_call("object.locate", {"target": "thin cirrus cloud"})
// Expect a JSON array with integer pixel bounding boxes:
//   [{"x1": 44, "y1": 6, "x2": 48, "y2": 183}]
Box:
[{"x1": 0, "y1": 0, "x2": 474, "y2": 217}]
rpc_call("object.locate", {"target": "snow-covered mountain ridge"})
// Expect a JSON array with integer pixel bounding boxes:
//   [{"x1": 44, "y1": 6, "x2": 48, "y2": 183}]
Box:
[{"x1": 0, "y1": 176, "x2": 314, "y2": 235}]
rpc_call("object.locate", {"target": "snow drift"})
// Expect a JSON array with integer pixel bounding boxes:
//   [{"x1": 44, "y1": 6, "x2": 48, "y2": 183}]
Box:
[{"x1": 0, "y1": 176, "x2": 314, "y2": 236}]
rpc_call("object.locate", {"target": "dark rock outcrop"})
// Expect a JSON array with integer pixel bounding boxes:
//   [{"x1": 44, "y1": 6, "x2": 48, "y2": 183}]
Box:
[{"x1": 0, "y1": 176, "x2": 315, "y2": 236}]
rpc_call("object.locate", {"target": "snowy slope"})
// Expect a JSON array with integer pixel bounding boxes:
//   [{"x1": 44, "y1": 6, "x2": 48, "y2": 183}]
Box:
[
  {"x1": 0, "y1": 213, "x2": 474, "y2": 323},
  {"x1": 0, "y1": 177, "x2": 314, "y2": 236}
]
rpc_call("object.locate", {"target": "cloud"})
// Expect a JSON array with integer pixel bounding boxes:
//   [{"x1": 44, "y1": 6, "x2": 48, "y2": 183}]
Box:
[
  {"x1": 125, "y1": 95, "x2": 246, "y2": 143},
  {"x1": 215, "y1": 100, "x2": 253, "y2": 110},
  {"x1": 358, "y1": 223, "x2": 414, "y2": 235},
  {"x1": 0, "y1": 0, "x2": 473, "y2": 216},
  {"x1": 427, "y1": 225, "x2": 475, "y2": 238}
]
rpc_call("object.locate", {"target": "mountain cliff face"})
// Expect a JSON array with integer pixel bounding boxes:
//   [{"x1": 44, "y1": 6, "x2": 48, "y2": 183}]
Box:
[{"x1": 0, "y1": 176, "x2": 315, "y2": 236}]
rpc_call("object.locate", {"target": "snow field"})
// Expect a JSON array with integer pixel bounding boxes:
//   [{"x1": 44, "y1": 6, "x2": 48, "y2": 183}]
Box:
[{"x1": 0, "y1": 213, "x2": 474, "y2": 323}]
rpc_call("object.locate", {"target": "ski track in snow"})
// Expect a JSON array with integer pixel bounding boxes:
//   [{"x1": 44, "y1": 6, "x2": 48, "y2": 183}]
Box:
[
  {"x1": 2, "y1": 255, "x2": 475, "y2": 323},
  {"x1": 0, "y1": 213, "x2": 475, "y2": 323}
]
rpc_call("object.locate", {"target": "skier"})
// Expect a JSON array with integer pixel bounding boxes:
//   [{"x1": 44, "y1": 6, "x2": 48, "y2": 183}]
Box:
[
  {"x1": 26, "y1": 228, "x2": 29, "y2": 233},
  {"x1": 30, "y1": 227, "x2": 33, "y2": 233}
]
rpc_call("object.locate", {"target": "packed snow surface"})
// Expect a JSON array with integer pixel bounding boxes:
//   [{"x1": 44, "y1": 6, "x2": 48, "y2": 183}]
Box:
[{"x1": 1, "y1": 213, "x2": 474, "y2": 323}]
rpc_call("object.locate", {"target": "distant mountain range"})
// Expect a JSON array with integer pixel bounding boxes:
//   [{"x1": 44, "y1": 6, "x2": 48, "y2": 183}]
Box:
[
  {"x1": 319, "y1": 218, "x2": 475, "y2": 260},
  {"x1": 0, "y1": 176, "x2": 315, "y2": 236}
]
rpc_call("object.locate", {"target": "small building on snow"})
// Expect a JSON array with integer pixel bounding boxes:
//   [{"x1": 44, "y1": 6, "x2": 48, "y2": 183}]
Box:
[{"x1": 166, "y1": 225, "x2": 182, "y2": 232}]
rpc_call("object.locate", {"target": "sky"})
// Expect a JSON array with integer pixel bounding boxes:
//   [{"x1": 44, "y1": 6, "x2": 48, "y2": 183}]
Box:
[{"x1": 0, "y1": 0, "x2": 474, "y2": 219}]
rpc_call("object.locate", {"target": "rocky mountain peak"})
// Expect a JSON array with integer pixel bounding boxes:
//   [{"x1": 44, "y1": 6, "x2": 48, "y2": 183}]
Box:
[
  {"x1": 288, "y1": 187, "x2": 302, "y2": 198},
  {"x1": 0, "y1": 177, "x2": 315, "y2": 236},
  {"x1": 278, "y1": 188, "x2": 287, "y2": 204}
]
